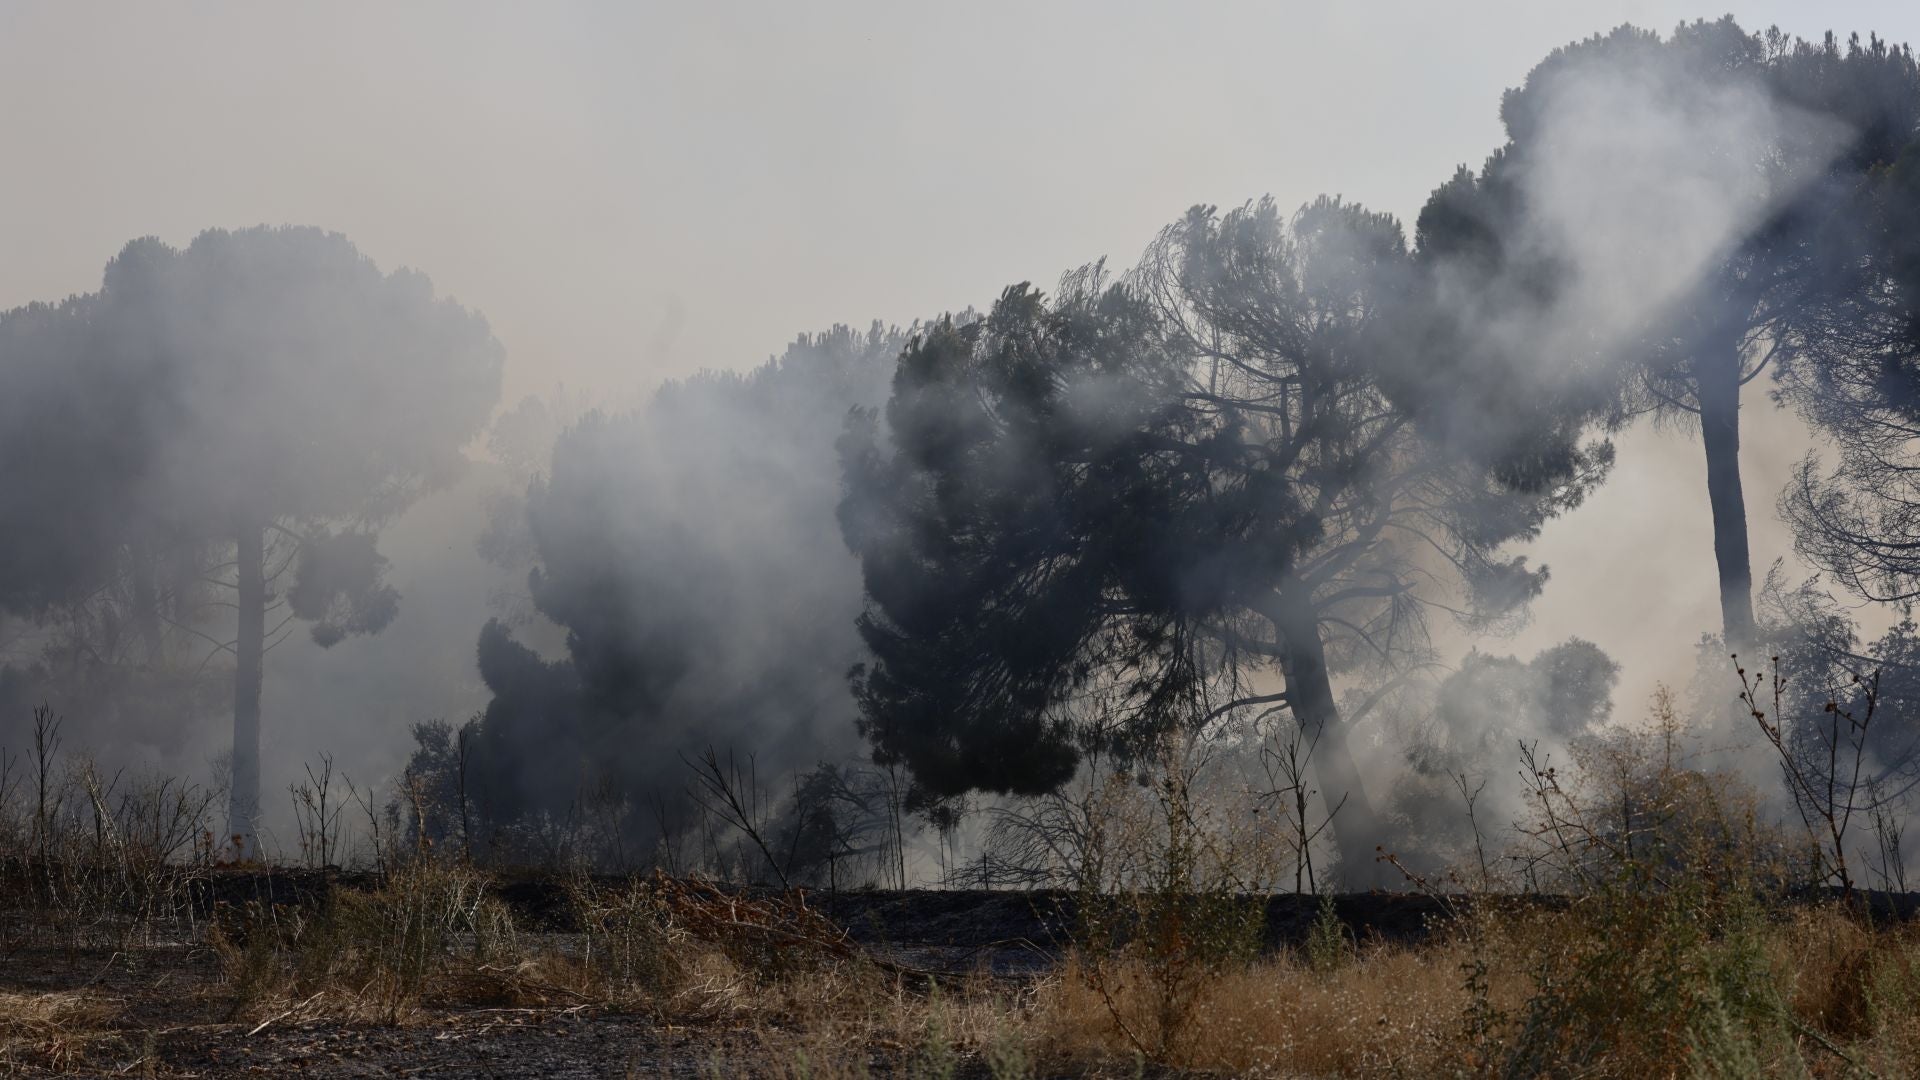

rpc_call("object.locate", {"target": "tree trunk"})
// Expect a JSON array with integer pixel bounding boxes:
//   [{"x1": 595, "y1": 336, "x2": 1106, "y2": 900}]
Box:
[
  {"x1": 227, "y1": 524, "x2": 265, "y2": 860},
  {"x1": 1270, "y1": 595, "x2": 1384, "y2": 889},
  {"x1": 1697, "y1": 342, "x2": 1757, "y2": 650}
]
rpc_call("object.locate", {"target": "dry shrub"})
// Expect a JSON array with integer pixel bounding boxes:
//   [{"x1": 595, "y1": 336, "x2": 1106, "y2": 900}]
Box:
[
  {"x1": 1033, "y1": 901, "x2": 1920, "y2": 1078},
  {"x1": 214, "y1": 859, "x2": 512, "y2": 1022},
  {"x1": 0, "y1": 990, "x2": 125, "y2": 1073},
  {"x1": 208, "y1": 900, "x2": 288, "y2": 1014},
  {"x1": 1857, "y1": 924, "x2": 1920, "y2": 1070},
  {"x1": 657, "y1": 875, "x2": 861, "y2": 978},
  {"x1": 1499, "y1": 890, "x2": 1791, "y2": 1076},
  {"x1": 1482, "y1": 694, "x2": 1808, "y2": 1076},
  {"x1": 301, "y1": 860, "x2": 506, "y2": 1012},
  {"x1": 0, "y1": 710, "x2": 218, "y2": 955},
  {"x1": 1777, "y1": 905, "x2": 1879, "y2": 1039},
  {"x1": 553, "y1": 874, "x2": 687, "y2": 1006},
  {"x1": 1769, "y1": 909, "x2": 1920, "y2": 1074},
  {"x1": 206, "y1": 864, "x2": 920, "y2": 1034},
  {"x1": 1067, "y1": 736, "x2": 1274, "y2": 1065},
  {"x1": 1024, "y1": 691, "x2": 1920, "y2": 1078},
  {"x1": 1513, "y1": 689, "x2": 1792, "y2": 896}
]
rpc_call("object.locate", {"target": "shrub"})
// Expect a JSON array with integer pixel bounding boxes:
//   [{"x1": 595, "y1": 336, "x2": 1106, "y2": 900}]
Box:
[
  {"x1": 215, "y1": 859, "x2": 507, "y2": 1021},
  {"x1": 564, "y1": 875, "x2": 685, "y2": 1003}
]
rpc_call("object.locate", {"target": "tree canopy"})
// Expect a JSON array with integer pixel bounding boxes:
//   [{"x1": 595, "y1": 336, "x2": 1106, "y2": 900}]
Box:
[
  {"x1": 0, "y1": 226, "x2": 503, "y2": 851},
  {"x1": 1415, "y1": 19, "x2": 1920, "y2": 648},
  {"x1": 840, "y1": 199, "x2": 1608, "y2": 878}
]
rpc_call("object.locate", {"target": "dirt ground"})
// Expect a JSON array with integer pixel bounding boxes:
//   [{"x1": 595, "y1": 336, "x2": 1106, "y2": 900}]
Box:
[{"x1": 1, "y1": 933, "x2": 874, "y2": 1078}]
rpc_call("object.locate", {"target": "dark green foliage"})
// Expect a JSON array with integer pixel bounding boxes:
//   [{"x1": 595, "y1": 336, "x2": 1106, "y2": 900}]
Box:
[
  {"x1": 288, "y1": 529, "x2": 401, "y2": 648},
  {"x1": 1746, "y1": 574, "x2": 1920, "y2": 809},
  {"x1": 843, "y1": 200, "x2": 1607, "y2": 850},
  {"x1": 0, "y1": 225, "x2": 504, "y2": 627},
  {"x1": 0, "y1": 295, "x2": 153, "y2": 615},
  {"x1": 471, "y1": 619, "x2": 582, "y2": 829},
  {"x1": 842, "y1": 277, "x2": 1231, "y2": 800}
]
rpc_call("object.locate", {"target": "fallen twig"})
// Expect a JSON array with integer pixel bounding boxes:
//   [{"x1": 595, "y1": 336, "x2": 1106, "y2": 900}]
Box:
[{"x1": 245, "y1": 990, "x2": 324, "y2": 1037}]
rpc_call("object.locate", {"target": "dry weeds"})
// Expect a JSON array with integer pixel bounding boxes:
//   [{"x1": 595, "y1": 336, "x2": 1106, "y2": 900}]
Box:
[
  {"x1": 0, "y1": 989, "x2": 136, "y2": 1074},
  {"x1": 14, "y1": 691, "x2": 1920, "y2": 1076}
]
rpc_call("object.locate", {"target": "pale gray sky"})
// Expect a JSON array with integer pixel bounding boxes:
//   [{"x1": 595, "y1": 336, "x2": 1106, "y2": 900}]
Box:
[
  {"x1": 3, "y1": 1, "x2": 1915, "y2": 732},
  {"x1": 5, "y1": 2, "x2": 1911, "y2": 399}
]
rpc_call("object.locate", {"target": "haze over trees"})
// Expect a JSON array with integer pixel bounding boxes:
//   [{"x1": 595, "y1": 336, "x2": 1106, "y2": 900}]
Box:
[
  {"x1": 467, "y1": 323, "x2": 910, "y2": 858},
  {"x1": 1417, "y1": 20, "x2": 1920, "y2": 650},
  {"x1": 1780, "y1": 113, "x2": 1920, "y2": 604},
  {"x1": 4, "y1": 17, "x2": 1920, "y2": 893},
  {"x1": 0, "y1": 227, "x2": 502, "y2": 855},
  {"x1": 838, "y1": 199, "x2": 1609, "y2": 881}
]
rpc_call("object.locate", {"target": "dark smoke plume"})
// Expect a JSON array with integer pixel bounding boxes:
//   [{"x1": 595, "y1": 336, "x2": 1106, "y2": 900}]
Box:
[{"x1": 467, "y1": 323, "x2": 913, "y2": 856}]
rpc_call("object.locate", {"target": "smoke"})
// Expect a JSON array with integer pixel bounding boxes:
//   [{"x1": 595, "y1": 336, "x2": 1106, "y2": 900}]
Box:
[
  {"x1": 1372, "y1": 639, "x2": 1621, "y2": 874},
  {"x1": 0, "y1": 226, "x2": 502, "y2": 850},
  {"x1": 1369, "y1": 22, "x2": 1920, "y2": 877},
  {"x1": 321, "y1": 22, "x2": 1914, "y2": 877},
  {"x1": 1509, "y1": 34, "x2": 1840, "y2": 351},
  {"x1": 0, "y1": 14, "x2": 1916, "y2": 885},
  {"x1": 1413, "y1": 26, "x2": 1849, "y2": 430},
  {"x1": 464, "y1": 323, "x2": 913, "y2": 854}
]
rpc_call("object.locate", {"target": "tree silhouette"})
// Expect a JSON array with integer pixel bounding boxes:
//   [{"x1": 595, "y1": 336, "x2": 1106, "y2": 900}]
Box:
[
  {"x1": 841, "y1": 200, "x2": 1607, "y2": 882},
  {"x1": 0, "y1": 293, "x2": 224, "y2": 748},
  {"x1": 1779, "y1": 103, "x2": 1920, "y2": 602},
  {"x1": 1418, "y1": 21, "x2": 1920, "y2": 650},
  {"x1": 0, "y1": 227, "x2": 502, "y2": 855}
]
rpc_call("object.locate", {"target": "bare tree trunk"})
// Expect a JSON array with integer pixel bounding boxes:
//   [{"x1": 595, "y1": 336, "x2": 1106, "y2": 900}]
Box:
[
  {"x1": 1697, "y1": 342, "x2": 1756, "y2": 651},
  {"x1": 457, "y1": 723, "x2": 473, "y2": 865},
  {"x1": 1270, "y1": 595, "x2": 1383, "y2": 889},
  {"x1": 227, "y1": 524, "x2": 265, "y2": 860}
]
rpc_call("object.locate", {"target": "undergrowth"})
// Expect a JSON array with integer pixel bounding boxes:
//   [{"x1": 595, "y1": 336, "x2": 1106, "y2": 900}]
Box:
[{"x1": 9, "y1": 688, "x2": 1920, "y2": 1075}]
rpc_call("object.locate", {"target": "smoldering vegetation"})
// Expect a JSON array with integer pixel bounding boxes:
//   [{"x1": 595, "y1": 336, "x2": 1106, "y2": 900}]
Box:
[{"x1": 8, "y1": 14, "x2": 1920, "y2": 1077}]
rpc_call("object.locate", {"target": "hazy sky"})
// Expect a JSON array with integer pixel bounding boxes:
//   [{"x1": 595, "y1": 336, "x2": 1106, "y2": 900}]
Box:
[
  {"x1": 4, "y1": 1, "x2": 1917, "y2": 728},
  {"x1": 5, "y1": 2, "x2": 1911, "y2": 398}
]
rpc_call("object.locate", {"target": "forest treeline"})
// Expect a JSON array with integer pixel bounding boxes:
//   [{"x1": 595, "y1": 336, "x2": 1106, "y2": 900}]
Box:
[{"x1": 5, "y1": 18, "x2": 1920, "y2": 889}]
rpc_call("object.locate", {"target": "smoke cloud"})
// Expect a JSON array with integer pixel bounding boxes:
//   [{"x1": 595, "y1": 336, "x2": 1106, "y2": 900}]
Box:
[{"x1": 2, "y1": 10, "x2": 1918, "y2": 883}]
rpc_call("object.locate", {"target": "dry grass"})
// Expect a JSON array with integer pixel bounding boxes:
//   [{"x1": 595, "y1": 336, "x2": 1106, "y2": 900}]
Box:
[
  {"x1": 687, "y1": 966, "x2": 1037, "y2": 1079},
  {"x1": 199, "y1": 861, "x2": 1041, "y2": 1071},
  {"x1": 163, "y1": 723, "x2": 1920, "y2": 1076},
  {"x1": 1010, "y1": 901, "x2": 1920, "y2": 1078},
  {"x1": 0, "y1": 990, "x2": 133, "y2": 1074},
  {"x1": 21, "y1": 694, "x2": 1920, "y2": 1076},
  {"x1": 208, "y1": 860, "x2": 531, "y2": 1024},
  {"x1": 1038, "y1": 946, "x2": 1469, "y2": 1075},
  {"x1": 21, "y1": 871, "x2": 1920, "y2": 1076}
]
